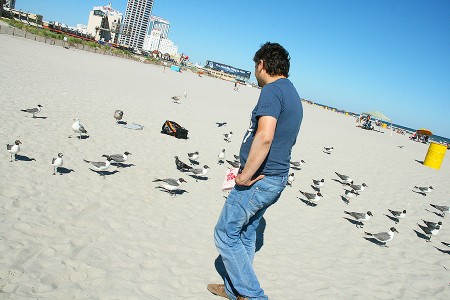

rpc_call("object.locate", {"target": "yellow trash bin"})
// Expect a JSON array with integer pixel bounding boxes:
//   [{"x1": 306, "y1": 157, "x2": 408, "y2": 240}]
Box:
[
  {"x1": 382, "y1": 123, "x2": 387, "y2": 128},
  {"x1": 423, "y1": 142, "x2": 447, "y2": 170}
]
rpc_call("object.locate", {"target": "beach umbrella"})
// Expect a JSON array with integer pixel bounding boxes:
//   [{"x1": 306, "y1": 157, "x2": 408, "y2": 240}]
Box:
[
  {"x1": 416, "y1": 128, "x2": 432, "y2": 136},
  {"x1": 362, "y1": 110, "x2": 391, "y2": 122},
  {"x1": 362, "y1": 110, "x2": 392, "y2": 135}
]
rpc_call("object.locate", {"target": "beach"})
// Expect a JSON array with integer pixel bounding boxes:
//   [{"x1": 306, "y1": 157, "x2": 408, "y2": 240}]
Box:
[{"x1": 1, "y1": 33, "x2": 449, "y2": 299}]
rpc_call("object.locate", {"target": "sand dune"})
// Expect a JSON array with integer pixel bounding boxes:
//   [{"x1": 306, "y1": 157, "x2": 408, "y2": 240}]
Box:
[{"x1": 1, "y1": 34, "x2": 449, "y2": 299}]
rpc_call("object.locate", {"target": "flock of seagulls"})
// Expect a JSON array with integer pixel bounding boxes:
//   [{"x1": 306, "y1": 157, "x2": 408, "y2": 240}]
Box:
[
  {"x1": 7, "y1": 106, "x2": 134, "y2": 177},
  {"x1": 289, "y1": 147, "x2": 448, "y2": 248}
]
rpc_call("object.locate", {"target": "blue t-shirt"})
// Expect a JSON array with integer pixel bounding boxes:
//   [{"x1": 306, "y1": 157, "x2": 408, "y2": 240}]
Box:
[{"x1": 239, "y1": 78, "x2": 303, "y2": 176}]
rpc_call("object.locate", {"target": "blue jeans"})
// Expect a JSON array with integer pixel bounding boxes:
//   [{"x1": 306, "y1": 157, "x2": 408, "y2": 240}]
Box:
[{"x1": 214, "y1": 175, "x2": 287, "y2": 300}]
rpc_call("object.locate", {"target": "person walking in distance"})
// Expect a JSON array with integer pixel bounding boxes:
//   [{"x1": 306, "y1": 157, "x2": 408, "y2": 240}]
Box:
[{"x1": 208, "y1": 42, "x2": 303, "y2": 300}]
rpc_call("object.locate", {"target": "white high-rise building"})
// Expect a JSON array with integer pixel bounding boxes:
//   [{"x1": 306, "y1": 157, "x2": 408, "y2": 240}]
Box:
[
  {"x1": 86, "y1": 3, "x2": 122, "y2": 43},
  {"x1": 119, "y1": 0, "x2": 154, "y2": 49}
]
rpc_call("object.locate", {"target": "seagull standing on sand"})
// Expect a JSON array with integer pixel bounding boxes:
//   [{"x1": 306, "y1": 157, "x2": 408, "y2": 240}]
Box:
[
  {"x1": 175, "y1": 156, "x2": 191, "y2": 170},
  {"x1": 422, "y1": 220, "x2": 442, "y2": 231},
  {"x1": 348, "y1": 182, "x2": 368, "y2": 194},
  {"x1": 365, "y1": 227, "x2": 398, "y2": 247},
  {"x1": 218, "y1": 149, "x2": 225, "y2": 164},
  {"x1": 418, "y1": 223, "x2": 440, "y2": 242},
  {"x1": 114, "y1": 110, "x2": 124, "y2": 123},
  {"x1": 343, "y1": 189, "x2": 358, "y2": 200},
  {"x1": 71, "y1": 118, "x2": 88, "y2": 139},
  {"x1": 106, "y1": 151, "x2": 131, "y2": 163},
  {"x1": 224, "y1": 131, "x2": 233, "y2": 143},
  {"x1": 299, "y1": 190, "x2": 323, "y2": 205},
  {"x1": 187, "y1": 151, "x2": 199, "y2": 164},
  {"x1": 324, "y1": 147, "x2": 334, "y2": 154},
  {"x1": 388, "y1": 209, "x2": 406, "y2": 223},
  {"x1": 226, "y1": 159, "x2": 240, "y2": 168},
  {"x1": 335, "y1": 172, "x2": 352, "y2": 183},
  {"x1": 51, "y1": 153, "x2": 63, "y2": 175},
  {"x1": 184, "y1": 91, "x2": 188, "y2": 98},
  {"x1": 430, "y1": 204, "x2": 449, "y2": 217},
  {"x1": 21, "y1": 104, "x2": 42, "y2": 118},
  {"x1": 6, "y1": 140, "x2": 21, "y2": 162},
  {"x1": 290, "y1": 160, "x2": 305, "y2": 169},
  {"x1": 153, "y1": 177, "x2": 187, "y2": 195},
  {"x1": 172, "y1": 95, "x2": 181, "y2": 103},
  {"x1": 414, "y1": 186, "x2": 434, "y2": 194},
  {"x1": 344, "y1": 211, "x2": 373, "y2": 228},
  {"x1": 312, "y1": 179, "x2": 325, "y2": 188},
  {"x1": 287, "y1": 173, "x2": 295, "y2": 186},
  {"x1": 186, "y1": 165, "x2": 210, "y2": 181},
  {"x1": 83, "y1": 155, "x2": 112, "y2": 176}
]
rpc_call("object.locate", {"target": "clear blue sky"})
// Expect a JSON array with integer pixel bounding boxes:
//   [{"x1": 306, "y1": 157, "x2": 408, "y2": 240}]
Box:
[{"x1": 15, "y1": 0, "x2": 450, "y2": 138}]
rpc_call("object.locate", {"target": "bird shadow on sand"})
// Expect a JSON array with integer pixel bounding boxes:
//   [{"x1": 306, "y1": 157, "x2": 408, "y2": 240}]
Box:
[
  {"x1": 290, "y1": 166, "x2": 301, "y2": 171},
  {"x1": 111, "y1": 162, "x2": 135, "y2": 168},
  {"x1": 14, "y1": 155, "x2": 36, "y2": 162},
  {"x1": 156, "y1": 187, "x2": 188, "y2": 196},
  {"x1": 311, "y1": 185, "x2": 321, "y2": 192},
  {"x1": 69, "y1": 135, "x2": 90, "y2": 140},
  {"x1": 187, "y1": 174, "x2": 208, "y2": 182},
  {"x1": 323, "y1": 151, "x2": 332, "y2": 155},
  {"x1": 433, "y1": 246, "x2": 450, "y2": 255},
  {"x1": 31, "y1": 116, "x2": 48, "y2": 119},
  {"x1": 413, "y1": 229, "x2": 431, "y2": 242},
  {"x1": 332, "y1": 178, "x2": 348, "y2": 185},
  {"x1": 363, "y1": 237, "x2": 387, "y2": 247},
  {"x1": 384, "y1": 214, "x2": 400, "y2": 223},
  {"x1": 216, "y1": 122, "x2": 227, "y2": 127},
  {"x1": 425, "y1": 209, "x2": 444, "y2": 218},
  {"x1": 414, "y1": 159, "x2": 424, "y2": 165},
  {"x1": 218, "y1": 160, "x2": 224, "y2": 165},
  {"x1": 412, "y1": 190, "x2": 426, "y2": 196},
  {"x1": 117, "y1": 121, "x2": 127, "y2": 125},
  {"x1": 340, "y1": 196, "x2": 350, "y2": 205},
  {"x1": 90, "y1": 169, "x2": 119, "y2": 177},
  {"x1": 297, "y1": 197, "x2": 317, "y2": 207},
  {"x1": 343, "y1": 217, "x2": 363, "y2": 228},
  {"x1": 214, "y1": 217, "x2": 266, "y2": 278},
  {"x1": 58, "y1": 167, "x2": 75, "y2": 174},
  {"x1": 189, "y1": 159, "x2": 200, "y2": 166}
]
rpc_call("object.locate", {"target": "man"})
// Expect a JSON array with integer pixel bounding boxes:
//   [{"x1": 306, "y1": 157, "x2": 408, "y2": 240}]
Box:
[{"x1": 208, "y1": 42, "x2": 303, "y2": 300}]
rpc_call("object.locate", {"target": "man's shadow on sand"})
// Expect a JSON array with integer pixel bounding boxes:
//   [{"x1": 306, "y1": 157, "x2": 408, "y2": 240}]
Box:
[{"x1": 214, "y1": 217, "x2": 267, "y2": 280}]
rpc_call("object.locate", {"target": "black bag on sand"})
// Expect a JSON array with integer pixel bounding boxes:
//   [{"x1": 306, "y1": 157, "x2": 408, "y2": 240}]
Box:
[{"x1": 161, "y1": 120, "x2": 189, "y2": 139}]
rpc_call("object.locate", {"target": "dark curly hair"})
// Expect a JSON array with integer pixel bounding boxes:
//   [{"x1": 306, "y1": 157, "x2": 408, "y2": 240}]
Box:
[{"x1": 253, "y1": 42, "x2": 290, "y2": 77}]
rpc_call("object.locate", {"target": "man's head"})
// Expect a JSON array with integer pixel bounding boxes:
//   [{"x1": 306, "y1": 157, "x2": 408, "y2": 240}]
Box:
[{"x1": 253, "y1": 42, "x2": 290, "y2": 80}]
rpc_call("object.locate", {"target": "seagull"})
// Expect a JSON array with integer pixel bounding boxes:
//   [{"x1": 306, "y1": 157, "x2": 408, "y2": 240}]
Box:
[
  {"x1": 216, "y1": 122, "x2": 227, "y2": 127},
  {"x1": 224, "y1": 131, "x2": 233, "y2": 143},
  {"x1": 153, "y1": 177, "x2": 187, "y2": 195},
  {"x1": 312, "y1": 179, "x2": 325, "y2": 188},
  {"x1": 218, "y1": 149, "x2": 225, "y2": 164},
  {"x1": 226, "y1": 159, "x2": 240, "y2": 168},
  {"x1": 114, "y1": 110, "x2": 124, "y2": 123},
  {"x1": 348, "y1": 182, "x2": 368, "y2": 194},
  {"x1": 335, "y1": 172, "x2": 352, "y2": 183},
  {"x1": 388, "y1": 209, "x2": 406, "y2": 223},
  {"x1": 324, "y1": 146, "x2": 334, "y2": 154},
  {"x1": 343, "y1": 189, "x2": 358, "y2": 200},
  {"x1": 185, "y1": 165, "x2": 210, "y2": 181},
  {"x1": 106, "y1": 151, "x2": 131, "y2": 163},
  {"x1": 344, "y1": 211, "x2": 373, "y2": 228},
  {"x1": 233, "y1": 154, "x2": 240, "y2": 161},
  {"x1": 422, "y1": 220, "x2": 442, "y2": 230},
  {"x1": 418, "y1": 223, "x2": 440, "y2": 242},
  {"x1": 287, "y1": 173, "x2": 295, "y2": 186},
  {"x1": 414, "y1": 186, "x2": 433, "y2": 194},
  {"x1": 6, "y1": 140, "x2": 22, "y2": 162},
  {"x1": 51, "y1": 153, "x2": 63, "y2": 175},
  {"x1": 83, "y1": 155, "x2": 112, "y2": 176},
  {"x1": 21, "y1": 104, "x2": 42, "y2": 118},
  {"x1": 299, "y1": 190, "x2": 323, "y2": 205},
  {"x1": 71, "y1": 118, "x2": 88, "y2": 139},
  {"x1": 184, "y1": 91, "x2": 188, "y2": 98},
  {"x1": 430, "y1": 204, "x2": 449, "y2": 217},
  {"x1": 175, "y1": 156, "x2": 191, "y2": 170},
  {"x1": 365, "y1": 227, "x2": 398, "y2": 247},
  {"x1": 290, "y1": 160, "x2": 305, "y2": 168},
  {"x1": 172, "y1": 95, "x2": 181, "y2": 103},
  {"x1": 187, "y1": 151, "x2": 199, "y2": 164}
]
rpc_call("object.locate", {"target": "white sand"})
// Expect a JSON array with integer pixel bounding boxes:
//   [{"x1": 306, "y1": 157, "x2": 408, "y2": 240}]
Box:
[{"x1": 1, "y1": 34, "x2": 449, "y2": 299}]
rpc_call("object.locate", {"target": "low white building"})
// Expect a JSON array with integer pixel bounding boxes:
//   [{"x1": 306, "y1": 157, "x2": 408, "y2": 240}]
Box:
[{"x1": 143, "y1": 29, "x2": 178, "y2": 55}]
